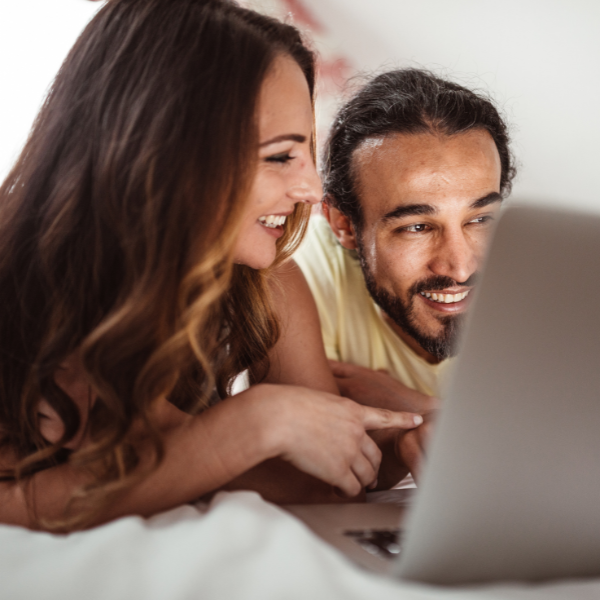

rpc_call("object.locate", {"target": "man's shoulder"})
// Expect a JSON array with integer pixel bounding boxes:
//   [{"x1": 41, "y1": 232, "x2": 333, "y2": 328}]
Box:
[
  {"x1": 295, "y1": 216, "x2": 334, "y2": 284},
  {"x1": 294, "y1": 215, "x2": 373, "y2": 360},
  {"x1": 296, "y1": 215, "x2": 338, "y2": 259},
  {"x1": 295, "y1": 215, "x2": 358, "y2": 283}
]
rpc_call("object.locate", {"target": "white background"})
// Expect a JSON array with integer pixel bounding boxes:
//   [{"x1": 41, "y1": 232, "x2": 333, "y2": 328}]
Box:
[
  {"x1": 0, "y1": 1, "x2": 101, "y2": 182},
  {"x1": 1, "y1": 0, "x2": 599, "y2": 212}
]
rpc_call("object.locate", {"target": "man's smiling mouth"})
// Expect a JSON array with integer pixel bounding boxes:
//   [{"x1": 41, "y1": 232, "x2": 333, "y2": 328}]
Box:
[{"x1": 419, "y1": 290, "x2": 470, "y2": 304}]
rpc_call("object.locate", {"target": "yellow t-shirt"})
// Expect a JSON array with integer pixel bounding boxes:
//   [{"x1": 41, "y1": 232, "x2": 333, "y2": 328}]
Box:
[{"x1": 294, "y1": 216, "x2": 455, "y2": 398}]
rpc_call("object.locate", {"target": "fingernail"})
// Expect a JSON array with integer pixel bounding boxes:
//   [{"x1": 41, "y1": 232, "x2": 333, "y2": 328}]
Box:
[
  {"x1": 413, "y1": 415, "x2": 423, "y2": 425},
  {"x1": 368, "y1": 479, "x2": 378, "y2": 490}
]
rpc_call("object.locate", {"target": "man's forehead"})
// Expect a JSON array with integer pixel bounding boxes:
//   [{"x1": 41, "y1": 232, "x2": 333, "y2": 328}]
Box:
[{"x1": 351, "y1": 130, "x2": 502, "y2": 221}]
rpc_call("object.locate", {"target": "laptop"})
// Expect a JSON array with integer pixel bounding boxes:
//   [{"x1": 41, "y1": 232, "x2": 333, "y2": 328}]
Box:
[{"x1": 286, "y1": 204, "x2": 600, "y2": 585}]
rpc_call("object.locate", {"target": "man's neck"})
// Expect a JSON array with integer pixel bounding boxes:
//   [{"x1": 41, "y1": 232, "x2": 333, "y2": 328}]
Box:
[{"x1": 381, "y1": 312, "x2": 442, "y2": 365}]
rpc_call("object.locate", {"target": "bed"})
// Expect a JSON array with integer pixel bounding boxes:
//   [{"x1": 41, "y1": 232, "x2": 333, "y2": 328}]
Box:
[{"x1": 2, "y1": 491, "x2": 599, "y2": 600}]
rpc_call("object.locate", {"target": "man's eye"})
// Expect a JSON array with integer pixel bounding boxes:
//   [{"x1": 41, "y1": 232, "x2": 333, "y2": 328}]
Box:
[
  {"x1": 401, "y1": 223, "x2": 429, "y2": 233},
  {"x1": 265, "y1": 152, "x2": 294, "y2": 163},
  {"x1": 469, "y1": 215, "x2": 493, "y2": 225}
]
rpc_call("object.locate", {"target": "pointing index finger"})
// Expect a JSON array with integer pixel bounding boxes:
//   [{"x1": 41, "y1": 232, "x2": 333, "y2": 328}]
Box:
[{"x1": 361, "y1": 406, "x2": 423, "y2": 431}]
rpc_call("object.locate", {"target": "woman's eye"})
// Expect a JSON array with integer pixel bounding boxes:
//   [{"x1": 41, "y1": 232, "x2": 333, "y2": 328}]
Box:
[{"x1": 265, "y1": 152, "x2": 294, "y2": 164}]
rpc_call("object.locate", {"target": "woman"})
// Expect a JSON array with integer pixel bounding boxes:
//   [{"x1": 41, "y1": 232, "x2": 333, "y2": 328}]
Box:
[{"x1": 0, "y1": 0, "x2": 421, "y2": 531}]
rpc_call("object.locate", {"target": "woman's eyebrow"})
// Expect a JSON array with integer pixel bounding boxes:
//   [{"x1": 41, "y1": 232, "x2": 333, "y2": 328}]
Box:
[{"x1": 259, "y1": 133, "x2": 306, "y2": 146}]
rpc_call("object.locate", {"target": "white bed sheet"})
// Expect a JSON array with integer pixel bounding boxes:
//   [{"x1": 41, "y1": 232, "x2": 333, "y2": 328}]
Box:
[{"x1": 1, "y1": 491, "x2": 599, "y2": 600}]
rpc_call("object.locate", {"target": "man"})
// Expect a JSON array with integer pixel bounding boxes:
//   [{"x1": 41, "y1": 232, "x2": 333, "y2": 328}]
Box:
[{"x1": 294, "y1": 69, "x2": 516, "y2": 486}]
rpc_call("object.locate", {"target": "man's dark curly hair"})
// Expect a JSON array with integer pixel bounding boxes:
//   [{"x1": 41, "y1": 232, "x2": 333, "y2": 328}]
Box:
[{"x1": 322, "y1": 68, "x2": 517, "y2": 231}]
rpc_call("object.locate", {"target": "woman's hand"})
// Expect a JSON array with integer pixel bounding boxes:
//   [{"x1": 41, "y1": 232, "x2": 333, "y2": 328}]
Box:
[
  {"x1": 247, "y1": 384, "x2": 422, "y2": 498},
  {"x1": 328, "y1": 360, "x2": 440, "y2": 489}
]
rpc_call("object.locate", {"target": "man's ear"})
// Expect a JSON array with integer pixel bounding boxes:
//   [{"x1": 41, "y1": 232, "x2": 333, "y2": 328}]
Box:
[{"x1": 322, "y1": 200, "x2": 358, "y2": 250}]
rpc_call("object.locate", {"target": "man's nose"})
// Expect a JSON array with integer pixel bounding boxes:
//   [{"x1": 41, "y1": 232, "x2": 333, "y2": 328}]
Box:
[
  {"x1": 288, "y1": 159, "x2": 323, "y2": 205},
  {"x1": 429, "y1": 228, "x2": 478, "y2": 284}
]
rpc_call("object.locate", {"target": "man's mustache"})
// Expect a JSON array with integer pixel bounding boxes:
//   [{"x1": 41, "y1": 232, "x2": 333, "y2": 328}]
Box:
[{"x1": 410, "y1": 273, "x2": 479, "y2": 297}]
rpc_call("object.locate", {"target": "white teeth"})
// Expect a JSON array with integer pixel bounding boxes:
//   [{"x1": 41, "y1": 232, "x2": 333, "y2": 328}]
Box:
[
  {"x1": 259, "y1": 215, "x2": 287, "y2": 228},
  {"x1": 420, "y1": 290, "x2": 470, "y2": 304}
]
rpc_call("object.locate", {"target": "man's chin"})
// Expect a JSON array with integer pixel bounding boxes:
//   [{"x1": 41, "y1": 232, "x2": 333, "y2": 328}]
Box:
[
  {"x1": 404, "y1": 313, "x2": 465, "y2": 362},
  {"x1": 360, "y1": 267, "x2": 465, "y2": 362},
  {"x1": 411, "y1": 332, "x2": 460, "y2": 362}
]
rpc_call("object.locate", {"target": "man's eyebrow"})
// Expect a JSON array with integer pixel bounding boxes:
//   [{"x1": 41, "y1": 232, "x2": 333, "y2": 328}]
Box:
[
  {"x1": 471, "y1": 191, "x2": 502, "y2": 209},
  {"x1": 259, "y1": 134, "x2": 306, "y2": 147},
  {"x1": 381, "y1": 204, "x2": 436, "y2": 223},
  {"x1": 381, "y1": 192, "x2": 503, "y2": 224}
]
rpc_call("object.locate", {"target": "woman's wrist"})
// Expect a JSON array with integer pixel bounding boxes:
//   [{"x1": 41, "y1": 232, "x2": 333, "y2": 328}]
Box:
[{"x1": 233, "y1": 383, "x2": 288, "y2": 462}]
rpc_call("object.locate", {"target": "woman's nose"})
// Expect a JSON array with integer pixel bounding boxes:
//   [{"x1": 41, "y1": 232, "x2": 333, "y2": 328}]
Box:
[{"x1": 289, "y1": 160, "x2": 323, "y2": 205}]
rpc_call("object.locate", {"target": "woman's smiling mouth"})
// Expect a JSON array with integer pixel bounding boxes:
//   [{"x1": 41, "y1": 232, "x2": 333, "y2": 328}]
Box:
[
  {"x1": 257, "y1": 214, "x2": 287, "y2": 238},
  {"x1": 258, "y1": 214, "x2": 287, "y2": 228}
]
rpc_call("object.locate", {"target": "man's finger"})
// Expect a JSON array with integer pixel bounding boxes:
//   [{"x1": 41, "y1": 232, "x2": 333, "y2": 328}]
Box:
[
  {"x1": 361, "y1": 406, "x2": 422, "y2": 431},
  {"x1": 328, "y1": 359, "x2": 356, "y2": 378},
  {"x1": 399, "y1": 430, "x2": 424, "y2": 483},
  {"x1": 418, "y1": 421, "x2": 434, "y2": 451}
]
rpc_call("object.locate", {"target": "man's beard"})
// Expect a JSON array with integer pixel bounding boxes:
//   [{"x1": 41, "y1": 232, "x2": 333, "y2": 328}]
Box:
[{"x1": 357, "y1": 249, "x2": 473, "y2": 361}]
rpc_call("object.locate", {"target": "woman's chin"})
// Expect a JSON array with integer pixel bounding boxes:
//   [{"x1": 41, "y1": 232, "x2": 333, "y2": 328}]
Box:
[
  {"x1": 233, "y1": 248, "x2": 276, "y2": 270},
  {"x1": 232, "y1": 227, "x2": 280, "y2": 269}
]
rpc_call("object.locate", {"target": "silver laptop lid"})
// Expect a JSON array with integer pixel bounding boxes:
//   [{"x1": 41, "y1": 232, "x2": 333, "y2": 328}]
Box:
[{"x1": 396, "y1": 205, "x2": 600, "y2": 585}]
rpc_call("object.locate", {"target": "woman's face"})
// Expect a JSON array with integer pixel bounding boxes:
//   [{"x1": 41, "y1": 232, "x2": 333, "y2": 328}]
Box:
[{"x1": 233, "y1": 55, "x2": 322, "y2": 269}]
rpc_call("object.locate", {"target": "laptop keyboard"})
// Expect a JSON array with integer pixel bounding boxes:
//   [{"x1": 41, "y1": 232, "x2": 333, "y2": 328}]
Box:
[{"x1": 344, "y1": 528, "x2": 402, "y2": 559}]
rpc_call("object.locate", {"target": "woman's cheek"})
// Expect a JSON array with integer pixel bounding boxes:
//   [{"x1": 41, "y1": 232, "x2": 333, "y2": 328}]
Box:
[{"x1": 255, "y1": 171, "x2": 285, "y2": 211}]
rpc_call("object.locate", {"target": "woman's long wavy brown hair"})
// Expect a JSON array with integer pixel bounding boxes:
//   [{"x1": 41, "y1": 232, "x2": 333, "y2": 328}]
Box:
[{"x1": 0, "y1": 0, "x2": 315, "y2": 529}]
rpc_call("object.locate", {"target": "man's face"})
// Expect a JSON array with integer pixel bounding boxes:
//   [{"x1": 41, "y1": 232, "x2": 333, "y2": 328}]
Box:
[{"x1": 328, "y1": 130, "x2": 502, "y2": 363}]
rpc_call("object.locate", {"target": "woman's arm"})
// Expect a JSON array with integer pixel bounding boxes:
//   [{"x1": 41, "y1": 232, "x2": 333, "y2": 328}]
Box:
[
  {"x1": 0, "y1": 384, "x2": 420, "y2": 529},
  {"x1": 222, "y1": 260, "x2": 424, "y2": 502},
  {"x1": 261, "y1": 259, "x2": 339, "y2": 394},
  {"x1": 220, "y1": 260, "x2": 344, "y2": 503},
  {"x1": 0, "y1": 390, "x2": 275, "y2": 528}
]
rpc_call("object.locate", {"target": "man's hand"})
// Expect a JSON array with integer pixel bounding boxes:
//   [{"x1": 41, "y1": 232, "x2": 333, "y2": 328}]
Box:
[
  {"x1": 329, "y1": 360, "x2": 439, "y2": 414},
  {"x1": 396, "y1": 415, "x2": 436, "y2": 483}
]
